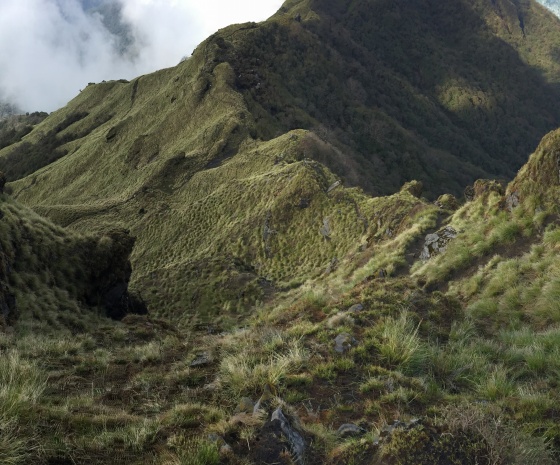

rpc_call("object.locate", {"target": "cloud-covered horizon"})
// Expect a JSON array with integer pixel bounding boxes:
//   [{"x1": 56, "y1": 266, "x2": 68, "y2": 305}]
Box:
[{"x1": 0, "y1": 0, "x2": 283, "y2": 112}]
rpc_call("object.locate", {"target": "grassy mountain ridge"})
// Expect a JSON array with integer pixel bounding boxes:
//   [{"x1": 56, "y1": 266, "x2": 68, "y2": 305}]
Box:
[
  {"x1": 4, "y1": 0, "x2": 560, "y2": 319},
  {"x1": 2, "y1": 1, "x2": 560, "y2": 462}
]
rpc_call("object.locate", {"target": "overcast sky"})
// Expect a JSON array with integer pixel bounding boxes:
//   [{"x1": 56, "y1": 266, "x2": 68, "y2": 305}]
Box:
[{"x1": 0, "y1": 0, "x2": 284, "y2": 112}]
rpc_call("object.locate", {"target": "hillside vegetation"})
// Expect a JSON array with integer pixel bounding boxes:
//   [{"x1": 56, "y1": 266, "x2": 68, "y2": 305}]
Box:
[
  {"x1": 4, "y1": 0, "x2": 560, "y2": 318},
  {"x1": 1, "y1": 0, "x2": 560, "y2": 463}
]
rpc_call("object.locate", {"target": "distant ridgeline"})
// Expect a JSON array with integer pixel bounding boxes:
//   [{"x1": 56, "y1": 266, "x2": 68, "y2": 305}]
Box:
[{"x1": 1, "y1": 0, "x2": 560, "y2": 319}]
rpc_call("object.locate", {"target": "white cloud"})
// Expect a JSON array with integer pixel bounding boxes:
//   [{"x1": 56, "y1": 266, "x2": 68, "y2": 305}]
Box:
[{"x1": 0, "y1": 0, "x2": 284, "y2": 112}]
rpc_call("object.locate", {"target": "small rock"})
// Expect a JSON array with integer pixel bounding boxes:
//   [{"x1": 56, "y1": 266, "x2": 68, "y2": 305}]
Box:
[
  {"x1": 190, "y1": 352, "x2": 212, "y2": 367},
  {"x1": 271, "y1": 408, "x2": 306, "y2": 463},
  {"x1": 419, "y1": 226, "x2": 458, "y2": 260},
  {"x1": 320, "y1": 217, "x2": 332, "y2": 239},
  {"x1": 348, "y1": 303, "x2": 364, "y2": 313},
  {"x1": 407, "y1": 418, "x2": 422, "y2": 429},
  {"x1": 505, "y1": 191, "x2": 520, "y2": 211},
  {"x1": 378, "y1": 268, "x2": 387, "y2": 278},
  {"x1": 219, "y1": 444, "x2": 233, "y2": 456},
  {"x1": 334, "y1": 333, "x2": 358, "y2": 354},
  {"x1": 207, "y1": 433, "x2": 226, "y2": 446},
  {"x1": 327, "y1": 180, "x2": 341, "y2": 193},
  {"x1": 337, "y1": 423, "x2": 367, "y2": 438},
  {"x1": 234, "y1": 397, "x2": 254, "y2": 414}
]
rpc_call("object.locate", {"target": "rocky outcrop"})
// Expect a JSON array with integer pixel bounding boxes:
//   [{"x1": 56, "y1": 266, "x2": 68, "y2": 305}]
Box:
[
  {"x1": 420, "y1": 226, "x2": 458, "y2": 260},
  {"x1": 84, "y1": 229, "x2": 146, "y2": 319}
]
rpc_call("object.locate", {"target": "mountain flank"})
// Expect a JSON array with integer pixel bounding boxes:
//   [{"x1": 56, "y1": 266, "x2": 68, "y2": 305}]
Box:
[
  {"x1": 3, "y1": 0, "x2": 560, "y2": 319},
  {"x1": 1, "y1": 0, "x2": 560, "y2": 463}
]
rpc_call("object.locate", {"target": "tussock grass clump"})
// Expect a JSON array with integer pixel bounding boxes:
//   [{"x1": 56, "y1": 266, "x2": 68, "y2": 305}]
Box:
[
  {"x1": 219, "y1": 334, "x2": 308, "y2": 397},
  {"x1": 165, "y1": 436, "x2": 220, "y2": 465},
  {"x1": 0, "y1": 350, "x2": 46, "y2": 465},
  {"x1": 375, "y1": 312, "x2": 424, "y2": 373}
]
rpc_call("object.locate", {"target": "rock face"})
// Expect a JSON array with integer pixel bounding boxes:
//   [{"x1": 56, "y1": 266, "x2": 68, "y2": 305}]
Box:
[
  {"x1": 252, "y1": 408, "x2": 307, "y2": 465},
  {"x1": 270, "y1": 408, "x2": 306, "y2": 464},
  {"x1": 420, "y1": 226, "x2": 458, "y2": 260}
]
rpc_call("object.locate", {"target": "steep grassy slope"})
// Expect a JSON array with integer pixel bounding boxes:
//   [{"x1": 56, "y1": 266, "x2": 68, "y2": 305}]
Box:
[
  {"x1": 2, "y1": 1, "x2": 560, "y2": 463},
  {"x1": 3, "y1": 0, "x2": 560, "y2": 321},
  {"x1": 2, "y1": 138, "x2": 560, "y2": 463},
  {"x1": 0, "y1": 193, "x2": 142, "y2": 334}
]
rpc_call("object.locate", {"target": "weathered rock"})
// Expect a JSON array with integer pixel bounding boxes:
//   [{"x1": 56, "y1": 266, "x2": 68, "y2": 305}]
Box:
[
  {"x1": 320, "y1": 217, "x2": 331, "y2": 239},
  {"x1": 505, "y1": 191, "x2": 520, "y2": 211},
  {"x1": 337, "y1": 423, "x2": 367, "y2": 438},
  {"x1": 327, "y1": 180, "x2": 341, "y2": 193},
  {"x1": 419, "y1": 226, "x2": 457, "y2": 260},
  {"x1": 219, "y1": 444, "x2": 233, "y2": 456},
  {"x1": 334, "y1": 333, "x2": 358, "y2": 353},
  {"x1": 207, "y1": 433, "x2": 227, "y2": 446},
  {"x1": 348, "y1": 303, "x2": 364, "y2": 313},
  {"x1": 253, "y1": 383, "x2": 277, "y2": 415},
  {"x1": 190, "y1": 351, "x2": 213, "y2": 367},
  {"x1": 464, "y1": 185, "x2": 475, "y2": 201},
  {"x1": 271, "y1": 408, "x2": 306, "y2": 464}
]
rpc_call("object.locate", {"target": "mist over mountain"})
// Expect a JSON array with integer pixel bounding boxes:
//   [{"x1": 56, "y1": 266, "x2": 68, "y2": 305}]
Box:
[
  {"x1": 537, "y1": 0, "x2": 560, "y2": 16},
  {"x1": 0, "y1": 0, "x2": 282, "y2": 112}
]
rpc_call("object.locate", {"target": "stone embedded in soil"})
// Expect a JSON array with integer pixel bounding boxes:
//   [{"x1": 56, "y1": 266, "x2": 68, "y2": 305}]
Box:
[
  {"x1": 348, "y1": 303, "x2": 364, "y2": 313},
  {"x1": 419, "y1": 226, "x2": 457, "y2": 260},
  {"x1": 271, "y1": 408, "x2": 306, "y2": 463},
  {"x1": 334, "y1": 332, "x2": 358, "y2": 353},
  {"x1": 190, "y1": 351, "x2": 213, "y2": 367},
  {"x1": 337, "y1": 423, "x2": 367, "y2": 438}
]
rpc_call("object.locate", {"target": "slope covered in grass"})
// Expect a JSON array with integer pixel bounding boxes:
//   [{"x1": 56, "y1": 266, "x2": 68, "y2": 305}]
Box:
[
  {"x1": 1, "y1": 3, "x2": 560, "y2": 461},
  {"x1": 0, "y1": 193, "x2": 143, "y2": 335},
  {"x1": 4, "y1": 0, "x2": 560, "y2": 320}
]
